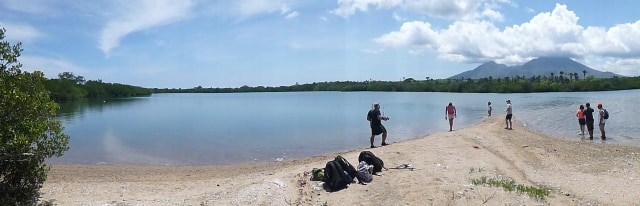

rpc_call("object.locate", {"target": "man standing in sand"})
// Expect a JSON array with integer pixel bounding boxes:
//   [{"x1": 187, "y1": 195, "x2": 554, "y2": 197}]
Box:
[
  {"x1": 488, "y1": 101, "x2": 492, "y2": 116},
  {"x1": 597, "y1": 103, "x2": 606, "y2": 140},
  {"x1": 445, "y1": 102, "x2": 457, "y2": 131},
  {"x1": 367, "y1": 103, "x2": 390, "y2": 148},
  {"x1": 584, "y1": 103, "x2": 595, "y2": 140},
  {"x1": 505, "y1": 100, "x2": 512, "y2": 130}
]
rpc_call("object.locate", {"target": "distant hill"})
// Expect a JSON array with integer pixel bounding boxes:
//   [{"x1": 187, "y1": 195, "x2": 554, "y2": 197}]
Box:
[{"x1": 449, "y1": 57, "x2": 622, "y2": 79}]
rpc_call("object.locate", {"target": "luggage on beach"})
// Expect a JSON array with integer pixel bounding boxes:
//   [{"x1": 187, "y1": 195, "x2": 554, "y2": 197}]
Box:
[
  {"x1": 356, "y1": 161, "x2": 374, "y2": 183},
  {"x1": 358, "y1": 151, "x2": 386, "y2": 173},
  {"x1": 323, "y1": 155, "x2": 356, "y2": 191},
  {"x1": 310, "y1": 168, "x2": 324, "y2": 181},
  {"x1": 334, "y1": 155, "x2": 357, "y2": 179}
]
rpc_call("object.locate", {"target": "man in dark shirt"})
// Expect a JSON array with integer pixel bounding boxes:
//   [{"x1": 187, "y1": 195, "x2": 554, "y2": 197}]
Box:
[
  {"x1": 583, "y1": 103, "x2": 595, "y2": 140},
  {"x1": 367, "y1": 103, "x2": 390, "y2": 148}
]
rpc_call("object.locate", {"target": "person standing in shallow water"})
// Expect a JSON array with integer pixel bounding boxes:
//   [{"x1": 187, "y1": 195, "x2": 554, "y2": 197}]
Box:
[
  {"x1": 505, "y1": 100, "x2": 513, "y2": 130},
  {"x1": 597, "y1": 103, "x2": 606, "y2": 140},
  {"x1": 367, "y1": 103, "x2": 390, "y2": 148},
  {"x1": 445, "y1": 102, "x2": 457, "y2": 131},
  {"x1": 583, "y1": 103, "x2": 595, "y2": 140},
  {"x1": 576, "y1": 105, "x2": 586, "y2": 136},
  {"x1": 487, "y1": 101, "x2": 492, "y2": 116}
]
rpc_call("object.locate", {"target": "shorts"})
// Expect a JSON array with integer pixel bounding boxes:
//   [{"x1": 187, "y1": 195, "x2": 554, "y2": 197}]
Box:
[
  {"x1": 586, "y1": 120, "x2": 594, "y2": 131},
  {"x1": 447, "y1": 114, "x2": 455, "y2": 119},
  {"x1": 371, "y1": 124, "x2": 387, "y2": 136},
  {"x1": 506, "y1": 114, "x2": 512, "y2": 120},
  {"x1": 578, "y1": 119, "x2": 586, "y2": 125}
]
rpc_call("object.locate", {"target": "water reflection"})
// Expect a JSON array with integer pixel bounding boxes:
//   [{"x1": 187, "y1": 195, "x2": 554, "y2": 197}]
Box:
[
  {"x1": 102, "y1": 129, "x2": 175, "y2": 165},
  {"x1": 56, "y1": 97, "x2": 150, "y2": 121}
]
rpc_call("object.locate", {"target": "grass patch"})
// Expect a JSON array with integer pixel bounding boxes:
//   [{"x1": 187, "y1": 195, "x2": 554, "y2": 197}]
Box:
[{"x1": 470, "y1": 176, "x2": 549, "y2": 200}]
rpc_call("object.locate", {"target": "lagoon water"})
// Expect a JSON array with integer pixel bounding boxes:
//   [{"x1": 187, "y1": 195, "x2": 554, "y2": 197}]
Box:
[{"x1": 51, "y1": 90, "x2": 640, "y2": 166}]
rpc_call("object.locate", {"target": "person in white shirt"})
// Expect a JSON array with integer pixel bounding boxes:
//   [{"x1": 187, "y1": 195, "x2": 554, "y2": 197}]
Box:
[
  {"x1": 505, "y1": 100, "x2": 512, "y2": 130},
  {"x1": 597, "y1": 103, "x2": 606, "y2": 139},
  {"x1": 488, "y1": 101, "x2": 492, "y2": 116}
]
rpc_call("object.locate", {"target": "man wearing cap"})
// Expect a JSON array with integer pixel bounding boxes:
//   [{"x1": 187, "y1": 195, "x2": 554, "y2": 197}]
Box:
[
  {"x1": 597, "y1": 103, "x2": 606, "y2": 139},
  {"x1": 505, "y1": 100, "x2": 512, "y2": 130},
  {"x1": 367, "y1": 103, "x2": 390, "y2": 148}
]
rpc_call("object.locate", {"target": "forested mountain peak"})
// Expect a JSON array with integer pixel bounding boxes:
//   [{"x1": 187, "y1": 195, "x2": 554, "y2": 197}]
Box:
[{"x1": 449, "y1": 57, "x2": 622, "y2": 79}]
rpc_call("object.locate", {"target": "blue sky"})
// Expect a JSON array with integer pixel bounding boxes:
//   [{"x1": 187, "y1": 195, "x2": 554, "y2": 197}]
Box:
[{"x1": 1, "y1": 0, "x2": 639, "y2": 88}]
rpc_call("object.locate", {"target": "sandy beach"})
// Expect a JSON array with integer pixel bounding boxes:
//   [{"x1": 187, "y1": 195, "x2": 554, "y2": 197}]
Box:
[{"x1": 40, "y1": 116, "x2": 640, "y2": 205}]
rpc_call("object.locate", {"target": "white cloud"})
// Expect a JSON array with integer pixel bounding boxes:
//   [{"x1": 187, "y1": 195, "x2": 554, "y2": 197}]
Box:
[
  {"x1": 584, "y1": 20, "x2": 640, "y2": 58},
  {"x1": 1, "y1": 0, "x2": 53, "y2": 15},
  {"x1": 525, "y1": 7, "x2": 535, "y2": 14},
  {"x1": 235, "y1": 0, "x2": 281, "y2": 17},
  {"x1": 499, "y1": 3, "x2": 585, "y2": 58},
  {"x1": 332, "y1": 0, "x2": 507, "y2": 21},
  {"x1": 332, "y1": 0, "x2": 403, "y2": 18},
  {"x1": 0, "y1": 22, "x2": 42, "y2": 42},
  {"x1": 392, "y1": 12, "x2": 406, "y2": 22},
  {"x1": 403, "y1": 0, "x2": 484, "y2": 20},
  {"x1": 604, "y1": 58, "x2": 640, "y2": 77},
  {"x1": 438, "y1": 21, "x2": 506, "y2": 62},
  {"x1": 20, "y1": 56, "x2": 87, "y2": 79},
  {"x1": 285, "y1": 11, "x2": 299, "y2": 19},
  {"x1": 369, "y1": 3, "x2": 640, "y2": 76},
  {"x1": 280, "y1": 5, "x2": 291, "y2": 14},
  {"x1": 373, "y1": 3, "x2": 640, "y2": 70},
  {"x1": 232, "y1": 0, "x2": 297, "y2": 19},
  {"x1": 482, "y1": 0, "x2": 511, "y2": 21},
  {"x1": 99, "y1": 0, "x2": 194, "y2": 57},
  {"x1": 585, "y1": 56, "x2": 640, "y2": 77},
  {"x1": 374, "y1": 21, "x2": 439, "y2": 48},
  {"x1": 281, "y1": 5, "x2": 299, "y2": 19},
  {"x1": 481, "y1": 7, "x2": 503, "y2": 21}
]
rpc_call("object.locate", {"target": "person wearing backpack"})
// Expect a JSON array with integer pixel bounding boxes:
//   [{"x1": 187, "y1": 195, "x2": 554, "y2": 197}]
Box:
[
  {"x1": 597, "y1": 103, "x2": 607, "y2": 140},
  {"x1": 367, "y1": 103, "x2": 390, "y2": 148}
]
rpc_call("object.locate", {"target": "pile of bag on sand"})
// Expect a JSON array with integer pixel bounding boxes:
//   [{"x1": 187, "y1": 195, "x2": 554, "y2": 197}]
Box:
[{"x1": 310, "y1": 151, "x2": 386, "y2": 191}]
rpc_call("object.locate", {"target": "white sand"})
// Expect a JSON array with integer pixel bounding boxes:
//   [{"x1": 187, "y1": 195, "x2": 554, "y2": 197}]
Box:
[{"x1": 40, "y1": 117, "x2": 640, "y2": 205}]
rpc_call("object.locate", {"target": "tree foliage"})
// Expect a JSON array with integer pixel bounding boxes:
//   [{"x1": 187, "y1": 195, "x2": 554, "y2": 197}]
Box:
[
  {"x1": 0, "y1": 27, "x2": 70, "y2": 204},
  {"x1": 152, "y1": 75, "x2": 640, "y2": 94},
  {"x1": 45, "y1": 73, "x2": 152, "y2": 101}
]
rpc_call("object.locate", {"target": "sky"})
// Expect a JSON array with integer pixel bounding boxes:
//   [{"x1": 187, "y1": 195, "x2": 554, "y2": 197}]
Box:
[{"x1": 1, "y1": 0, "x2": 640, "y2": 88}]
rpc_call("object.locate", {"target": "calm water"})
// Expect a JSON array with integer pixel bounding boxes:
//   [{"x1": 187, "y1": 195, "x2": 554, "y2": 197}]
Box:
[{"x1": 50, "y1": 90, "x2": 640, "y2": 166}]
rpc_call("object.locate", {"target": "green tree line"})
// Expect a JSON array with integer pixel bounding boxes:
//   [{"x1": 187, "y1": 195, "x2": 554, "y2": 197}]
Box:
[
  {"x1": 45, "y1": 72, "x2": 152, "y2": 101},
  {"x1": 152, "y1": 75, "x2": 640, "y2": 94}
]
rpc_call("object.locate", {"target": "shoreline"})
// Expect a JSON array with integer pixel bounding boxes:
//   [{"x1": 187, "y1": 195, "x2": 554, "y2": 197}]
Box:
[{"x1": 41, "y1": 116, "x2": 640, "y2": 205}]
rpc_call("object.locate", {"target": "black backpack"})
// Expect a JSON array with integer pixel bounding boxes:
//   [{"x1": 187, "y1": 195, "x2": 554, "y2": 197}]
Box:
[
  {"x1": 603, "y1": 109, "x2": 609, "y2": 119},
  {"x1": 334, "y1": 155, "x2": 357, "y2": 179},
  {"x1": 358, "y1": 151, "x2": 386, "y2": 173},
  {"x1": 323, "y1": 155, "x2": 356, "y2": 191}
]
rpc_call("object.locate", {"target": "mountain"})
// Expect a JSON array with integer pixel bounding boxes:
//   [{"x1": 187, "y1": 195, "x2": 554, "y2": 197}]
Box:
[{"x1": 448, "y1": 57, "x2": 622, "y2": 79}]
